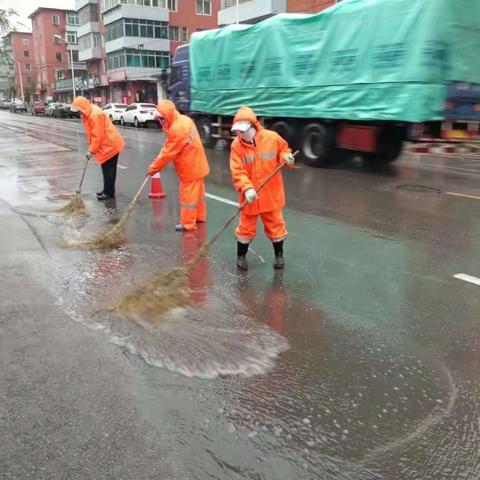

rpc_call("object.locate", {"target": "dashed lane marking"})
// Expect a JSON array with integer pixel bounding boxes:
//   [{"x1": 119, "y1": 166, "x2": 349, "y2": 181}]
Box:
[
  {"x1": 454, "y1": 273, "x2": 480, "y2": 286},
  {"x1": 118, "y1": 164, "x2": 128, "y2": 169},
  {"x1": 445, "y1": 192, "x2": 480, "y2": 201}
]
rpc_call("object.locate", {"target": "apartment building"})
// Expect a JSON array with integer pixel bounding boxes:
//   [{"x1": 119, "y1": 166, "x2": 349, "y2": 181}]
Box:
[
  {"x1": 218, "y1": 0, "x2": 338, "y2": 25},
  {"x1": 28, "y1": 7, "x2": 82, "y2": 102},
  {"x1": 98, "y1": 0, "x2": 219, "y2": 104},
  {"x1": 76, "y1": 0, "x2": 109, "y2": 103},
  {"x1": 101, "y1": 0, "x2": 170, "y2": 104},
  {"x1": 1, "y1": 31, "x2": 34, "y2": 101}
]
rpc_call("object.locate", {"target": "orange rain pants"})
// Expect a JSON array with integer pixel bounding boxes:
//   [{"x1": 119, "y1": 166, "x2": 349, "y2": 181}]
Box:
[
  {"x1": 179, "y1": 178, "x2": 206, "y2": 231},
  {"x1": 236, "y1": 209, "x2": 287, "y2": 244}
]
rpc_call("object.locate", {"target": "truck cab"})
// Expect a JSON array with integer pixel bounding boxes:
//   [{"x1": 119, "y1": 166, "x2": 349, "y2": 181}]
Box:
[{"x1": 168, "y1": 44, "x2": 190, "y2": 114}]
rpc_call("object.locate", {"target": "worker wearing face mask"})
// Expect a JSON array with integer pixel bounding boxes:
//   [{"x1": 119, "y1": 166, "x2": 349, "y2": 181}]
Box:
[{"x1": 230, "y1": 106, "x2": 295, "y2": 270}]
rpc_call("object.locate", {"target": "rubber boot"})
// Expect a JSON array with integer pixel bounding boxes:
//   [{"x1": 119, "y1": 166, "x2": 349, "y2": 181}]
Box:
[
  {"x1": 237, "y1": 242, "x2": 249, "y2": 270},
  {"x1": 273, "y1": 240, "x2": 285, "y2": 269}
]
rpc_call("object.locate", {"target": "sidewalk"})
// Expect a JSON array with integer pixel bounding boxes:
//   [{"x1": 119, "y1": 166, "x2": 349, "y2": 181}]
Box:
[{"x1": 0, "y1": 199, "x2": 173, "y2": 479}]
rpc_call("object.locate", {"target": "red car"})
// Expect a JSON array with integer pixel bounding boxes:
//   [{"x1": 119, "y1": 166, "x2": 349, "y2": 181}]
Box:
[{"x1": 31, "y1": 102, "x2": 46, "y2": 116}]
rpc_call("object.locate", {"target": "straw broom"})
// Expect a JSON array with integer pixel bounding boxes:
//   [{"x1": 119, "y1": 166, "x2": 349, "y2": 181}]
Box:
[
  {"x1": 111, "y1": 152, "x2": 298, "y2": 323},
  {"x1": 63, "y1": 175, "x2": 150, "y2": 249},
  {"x1": 55, "y1": 155, "x2": 90, "y2": 215}
]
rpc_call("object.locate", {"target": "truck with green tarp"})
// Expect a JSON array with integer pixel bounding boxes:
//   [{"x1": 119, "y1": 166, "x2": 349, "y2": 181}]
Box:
[{"x1": 168, "y1": 0, "x2": 480, "y2": 166}]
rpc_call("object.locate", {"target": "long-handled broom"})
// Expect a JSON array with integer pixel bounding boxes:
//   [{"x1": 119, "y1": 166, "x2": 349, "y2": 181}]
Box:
[
  {"x1": 63, "y1": 175, "x2": 150, "y2": 249},
  {"x1": 111, "y1": 151, "x2": 298, "y2": 323},
  {"x1": 55, "y1": 154, "x2": 90, "y2": 215}
]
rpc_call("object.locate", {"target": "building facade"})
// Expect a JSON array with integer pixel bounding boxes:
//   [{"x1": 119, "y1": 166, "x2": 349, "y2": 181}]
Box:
[
  {"x1": 76, "y1": 0, "x2": 109, "y2": 104},
  {"x1": 218, "y1": 0, "x2": 338, "y2": 25},
  {"x1": 2, "y1": 32, "x2": 34, "y2": 101},
  {"x1": 101, "y1": 0, "x2": 170, "y2": 104},
  {"x1": 168, "y1": 0, "x2": 219, "y2": 56},
  {"x1": 287, "y1": 0, "x2": 338, "y2": 13},
  {"x1": 28, "y1": 7, "x2": 82, "y2": 103}
]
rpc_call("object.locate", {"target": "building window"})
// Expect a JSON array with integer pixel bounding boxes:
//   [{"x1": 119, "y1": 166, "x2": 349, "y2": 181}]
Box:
[
  {"x1": 56, "y1": 70, "x2": 65, "y2": 80},
  {"x1": 103, "y1": 0, "x2": 168, "y2": 12},
  {"x1": 67, "y1": 12, "x2": 80, "y2": 26},
  {"x1": 21, "y1": 38, "x2": 29, "y2": 45},
  {"x1": 106, "y1": 48, "x2": 169, "y2": 70},
  {"x1": 24, "y1": 50, "x2": 29, "y2": 57},
  {"x1": 56, "y1": 52, "x2": 62, "y2": 62},
  {"x1": 54, "y1": 35, "x2": 62, "y2": 44},
  {"x1": 169, "y1": 26, "x2": 179, "y2": 41},
  {"x1": 196, "y1": 0, "x2": 211, "y2": 15},
  {"x1": 52, "y1": 15, "x2": 60, "y2": 25},
  {"x1": 182, "y1": 27, "x2": 188, "y2": 42},
  {"x1": 168, "y1": 0, "x2": 177, "y2": 12},
  {"x1": 25, "y1": 64, "x2": 32, "y2": 71},
  {"x1": 67, "y1": 31, "x2": 78, "y2": 44},
  {"x1": 78, "y1": 4, "x2": 98, "y2": 26},
  {"x1": 72, "y1": 50, "x2": 79, "y2": 62},
  {"x1": 78, "y1": 33, "x2": 102, "y2": 50},
  {"x1": 110, "y1": 18, "x2": 168, "y2": 41}
]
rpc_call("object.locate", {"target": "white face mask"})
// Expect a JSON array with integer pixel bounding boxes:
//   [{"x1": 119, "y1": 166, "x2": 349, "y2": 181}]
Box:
[{"x1": 238, "y1": 126, "x2": 256, "y2": 143}]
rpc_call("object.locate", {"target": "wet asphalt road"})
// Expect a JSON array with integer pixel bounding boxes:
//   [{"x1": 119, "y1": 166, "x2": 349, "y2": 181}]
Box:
[{"x1": 0, "y1": 110, "x2": 480, "y2": 479}]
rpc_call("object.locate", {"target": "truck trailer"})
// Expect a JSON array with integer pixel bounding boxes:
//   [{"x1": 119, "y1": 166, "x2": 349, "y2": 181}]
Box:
[{"x1": 168, "y1": 0, "x2": 480, "y2": 166}]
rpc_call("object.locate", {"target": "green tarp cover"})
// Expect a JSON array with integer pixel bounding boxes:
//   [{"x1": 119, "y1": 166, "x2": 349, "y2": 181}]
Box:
[{"x1": 190, "y1": 0, "x2": 480, "y2": 122}]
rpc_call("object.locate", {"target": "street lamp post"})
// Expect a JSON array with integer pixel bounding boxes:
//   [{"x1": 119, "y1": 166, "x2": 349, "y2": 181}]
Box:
[{"x1": 54, "y1": 34, "x2": 76, "y2": 100}]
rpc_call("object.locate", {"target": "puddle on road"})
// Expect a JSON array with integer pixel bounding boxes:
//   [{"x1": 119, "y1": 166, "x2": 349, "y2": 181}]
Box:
[{"x1": 32, "y1": 243, "x2": 289, "y2": 379}]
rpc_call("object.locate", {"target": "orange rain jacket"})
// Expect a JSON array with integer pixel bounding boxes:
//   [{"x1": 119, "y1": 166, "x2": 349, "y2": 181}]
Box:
[
  {"x1": 72, "y1": 96, "x2": 125, "y2": 164},
  {"x1": 148, "y1": 100, "x2": 210, "y2": 182},
  {"x1": 230, "y1": 106, "x2": 292, "y2": 215}
]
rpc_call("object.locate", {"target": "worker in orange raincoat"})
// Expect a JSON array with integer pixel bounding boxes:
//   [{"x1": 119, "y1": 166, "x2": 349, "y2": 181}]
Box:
[
  {"x1": 71, "y1": 96, "x2": 125, "y2": 200},
  {"x1": 148, "y1": 100, "x2": 210, "y2": 232},
  {"x1": 230, "y1": 106, "x2": 295, "y2": 270}
]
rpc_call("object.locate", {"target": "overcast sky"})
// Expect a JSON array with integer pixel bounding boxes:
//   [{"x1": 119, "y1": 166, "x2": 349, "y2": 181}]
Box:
[{"x1": 2, "y1": 0, "x2": 75, "y2": 31}]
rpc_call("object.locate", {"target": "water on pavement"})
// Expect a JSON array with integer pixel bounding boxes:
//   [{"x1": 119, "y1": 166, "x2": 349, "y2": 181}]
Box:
[{"x1": 1, "y1": 112, "x2": 480, "y2": 479}]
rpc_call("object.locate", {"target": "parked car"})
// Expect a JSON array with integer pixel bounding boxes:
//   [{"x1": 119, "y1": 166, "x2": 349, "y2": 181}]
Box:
[
  {"x1": 31, "y1": 102, "x2": 46, "y2": 116},
  {"x1": 59, "y1": 104, "x2": 80, "y2": 119},
  {"x1": 45, "y1": 102, "x2": 62, "y2": 117},
  {"x1": 120, "y1": 103, "x2": 157, "y2": 127},
  {"x1": 0, "y1": 100, "x2": 11, "y2": 110},
  {"x1": 10, "y1": 101, "x2": 27, "y2": 113},
  {"x1": 102, "y1": 103, "x2": 128, "y2": 123}
]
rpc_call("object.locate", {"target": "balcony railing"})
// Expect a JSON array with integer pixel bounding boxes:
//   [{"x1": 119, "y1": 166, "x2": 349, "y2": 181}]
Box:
[{"x1": 221, "y1": 0, "x2": 249, "y2": 8}]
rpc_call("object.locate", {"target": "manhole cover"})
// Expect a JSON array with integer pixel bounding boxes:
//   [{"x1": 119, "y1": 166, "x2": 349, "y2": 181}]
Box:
[{"x1": 395, "y1": 184, "x2": 442, "y2": 194}]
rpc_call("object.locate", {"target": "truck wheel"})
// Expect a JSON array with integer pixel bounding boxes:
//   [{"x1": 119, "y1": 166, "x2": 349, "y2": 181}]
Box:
[
  {"x1": 270, "y1": 121, "x2": 297, "y2": 149},
  {"x1": 196, "y1": 117, "x2": 216, "y2": 149},
  {"x1": 364, "y1": 126, "x2": 405, "y2": 164},
  {"x1": 300, "y1": 123, "x2": 335, "y2": 167}
]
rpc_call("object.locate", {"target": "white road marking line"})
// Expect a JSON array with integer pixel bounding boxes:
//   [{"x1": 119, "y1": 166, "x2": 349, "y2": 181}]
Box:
[
  {"x1": 118, "y1": 164, "x2": 128, "y2": 169},
  {"x1": 205, "y1": 192, "x2": 238, "y2": 207},
  {"x1": 445, "y1": 192, "x2": 480, "y2": 201},
  {"x1": 454, "y1": 273, "x2": 480, "y2": 286}
]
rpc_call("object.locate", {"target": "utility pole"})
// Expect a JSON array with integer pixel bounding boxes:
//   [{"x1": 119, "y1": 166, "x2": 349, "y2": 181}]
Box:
[
  {"x1": 235, "y1": 0, "x2": 239, "y2": 24},
  {"x1": 69, "y1": 40, "x2": 76, "y2": 98},
  {"x1": 15, "y1": 60, "x2": 24, "y2": 102}
]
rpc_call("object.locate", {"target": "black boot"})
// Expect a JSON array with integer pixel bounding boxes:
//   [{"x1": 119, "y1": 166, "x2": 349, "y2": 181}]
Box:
[
  {"x1": 273, "y1": 240, "x2": 285, "y2": 269},
  {"x1": 237, "y1": 242, "x2": 249, "y2": 270}
]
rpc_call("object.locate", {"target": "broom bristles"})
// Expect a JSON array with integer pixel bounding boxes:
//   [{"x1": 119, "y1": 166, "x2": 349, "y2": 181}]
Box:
[
  {"x1": 110, "y1": 266, "x2": 190, "y2": 323},
  {"x1": 55, "y1": 192, "x2": 86, "y2": 215}
]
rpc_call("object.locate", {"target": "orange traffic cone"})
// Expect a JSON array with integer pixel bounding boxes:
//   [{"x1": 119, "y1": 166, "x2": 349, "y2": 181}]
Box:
[{"x1": 148, "y1": 172, "x2": 166, "y2": 199}]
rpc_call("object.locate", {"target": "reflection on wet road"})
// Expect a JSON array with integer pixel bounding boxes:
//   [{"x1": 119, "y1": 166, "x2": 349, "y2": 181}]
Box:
[{"x1": 1, "y1": 111, "x2": 480, "y2": 479}]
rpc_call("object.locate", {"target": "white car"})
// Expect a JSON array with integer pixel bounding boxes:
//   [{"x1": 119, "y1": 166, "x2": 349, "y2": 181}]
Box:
[
  {"x1": 120, "y1": 103, "x2": 157, "y2": 127},
  {"x1": 102, "y1": 103, "x2": 128, "y2": 123}
]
